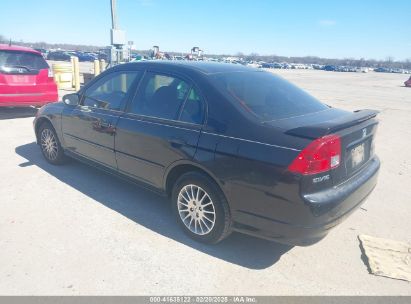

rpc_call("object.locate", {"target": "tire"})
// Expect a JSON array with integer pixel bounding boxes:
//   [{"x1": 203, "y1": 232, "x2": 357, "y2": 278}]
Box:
[
  {"x1": 38, "y1": 122, "x2": 67, "y2": 165},
  {"x1": 171, "y1": 172, "x2": 232, "y2": 244}
]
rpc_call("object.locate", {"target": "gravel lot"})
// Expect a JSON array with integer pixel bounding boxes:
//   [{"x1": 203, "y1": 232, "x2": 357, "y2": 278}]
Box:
[{"x1": 0, "y1": 69, "x2": 410, "y2": 295}]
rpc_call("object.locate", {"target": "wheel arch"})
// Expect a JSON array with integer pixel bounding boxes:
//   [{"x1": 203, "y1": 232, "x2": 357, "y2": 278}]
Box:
[
  {"x1": 34, "y1": 117, "x2": 54, "y2": 144},
  {"x1": 164, "y1": 160, "x2": 225, "y2": 199}
]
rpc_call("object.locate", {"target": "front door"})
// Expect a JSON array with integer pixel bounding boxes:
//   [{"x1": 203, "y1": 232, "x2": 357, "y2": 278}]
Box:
[{"x1": 62, "y1": 70, "x2": 141, "y2": 169}]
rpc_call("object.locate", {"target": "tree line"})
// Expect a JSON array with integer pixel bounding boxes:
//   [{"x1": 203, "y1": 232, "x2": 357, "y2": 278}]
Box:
[
  {"x1": 1, "y1": 35, "x2": 409, "y2": 69},
  {"x1": 226, "y1": 53, "x2": 411, "y2": 69},
  {"x1": 0, "y1": 35, "x2": 103, "y2": 52}
]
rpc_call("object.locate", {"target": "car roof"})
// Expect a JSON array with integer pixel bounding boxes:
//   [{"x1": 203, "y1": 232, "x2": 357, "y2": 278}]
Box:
[
  {"x1": 0, "y1": 44, "x2": 41, "y2": 54},
  {"x1": 121, "y1": 60, "x2": 256, "y2": 75}
]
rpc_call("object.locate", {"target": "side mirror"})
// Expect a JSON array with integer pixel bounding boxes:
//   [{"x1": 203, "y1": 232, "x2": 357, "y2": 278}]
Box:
[{"x1": 62, "y1": 93, "x2": 80, "y2": 106}]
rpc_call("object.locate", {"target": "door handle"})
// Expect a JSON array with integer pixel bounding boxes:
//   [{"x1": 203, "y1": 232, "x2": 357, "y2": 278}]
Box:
[
  {"x1": 93, "y1": 120, "x2": 116, "y2": 135},
  {"x1": 80, "y1": 105, "x2": 91, "y2": 112}
]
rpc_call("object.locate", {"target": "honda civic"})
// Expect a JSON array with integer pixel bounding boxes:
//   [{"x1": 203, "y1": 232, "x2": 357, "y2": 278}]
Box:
[{"x1": 33, "y1": 61, "x2": 380, "y2": 245}]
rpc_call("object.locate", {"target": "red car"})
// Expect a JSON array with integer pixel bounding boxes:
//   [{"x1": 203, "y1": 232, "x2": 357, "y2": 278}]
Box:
[
  {"x1": 405, "y1": 76, "x2": 411, "y2": 87},
  {"x1": 0, "y1": 44, "x2": 58, "y2": 107}
]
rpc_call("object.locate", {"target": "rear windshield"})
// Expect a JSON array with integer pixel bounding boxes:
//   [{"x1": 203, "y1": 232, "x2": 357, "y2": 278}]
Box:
[
  {"x1": 0, "y1": 50, "x2": 49, "y2": 71},
  {"x1": 211, "y1": 71, "x2": 328, "y2": 121}
]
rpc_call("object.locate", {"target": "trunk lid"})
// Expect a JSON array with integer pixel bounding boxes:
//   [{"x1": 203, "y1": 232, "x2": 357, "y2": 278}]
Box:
[
  {"x1": 283, "y1": 108, "x2": 378, "y2": 140},
  {"x1": 268, "y1": 108, "x2": 379, "y2": 189}
]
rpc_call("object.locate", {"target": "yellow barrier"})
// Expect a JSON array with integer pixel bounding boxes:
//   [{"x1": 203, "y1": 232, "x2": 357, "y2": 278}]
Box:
[
  {"x1": 52, "y1": 63, "x2": 73, "y2": 89},
  {"x1": 100, "y1": 59, "x2": 106, "y2": 72},
  {"x1": 94, "y1": 59, "x2": 100, "y2": 76},
  {"x1": 73, "y1": 57, "x2": 80, "y2": 91},
  {"x1": 70, "y1": 57, "x2": 76, "y2": 87}
]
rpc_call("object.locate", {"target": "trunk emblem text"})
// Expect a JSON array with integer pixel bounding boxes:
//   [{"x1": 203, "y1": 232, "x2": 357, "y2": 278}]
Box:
[{"x1": 313, "y1": 175, "x2": 330, "y2": 183}]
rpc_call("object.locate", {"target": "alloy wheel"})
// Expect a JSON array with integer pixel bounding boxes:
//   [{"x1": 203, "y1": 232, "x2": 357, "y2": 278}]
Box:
[
  {"x1": 40, "y1": 128, "x2": 58, "y2": 161},
  {"x1": 177, "y1": 184, "x2": 216, "y2": 235}
]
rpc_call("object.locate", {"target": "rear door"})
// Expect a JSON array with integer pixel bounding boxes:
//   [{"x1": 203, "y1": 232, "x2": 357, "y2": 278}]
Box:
[
  {"x1": 115, "y1": 71, "x2": 206, "y2": 188},
  {"x1": 62, "y1": 70, "x2": 141, "y2": 169},
  {"x1": 0, "y1": 50, "x2": 50, "y2": 95}
]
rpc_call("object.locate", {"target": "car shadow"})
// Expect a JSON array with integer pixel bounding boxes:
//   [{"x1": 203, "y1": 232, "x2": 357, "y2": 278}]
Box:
[
  {"x1": 0, "y1": 107, "x2": 38, "y2": 120},
  {"x1": 15, "y1": 142, "x2": 293, "y2": 269}
]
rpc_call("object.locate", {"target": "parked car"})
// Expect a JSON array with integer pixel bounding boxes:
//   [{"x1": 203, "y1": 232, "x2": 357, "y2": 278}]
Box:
[
  {"x1": 374, "y1": 67, "x2": 389, "y2": 73},
  {"x1": 272, "y1": 62, "x2": 283, "y2": 69},
  {"x1": 261, "y1": 62, "x2": 273, "y2": 69},
  {"x1": 75, "y1": 52, "x2": 97, "y2": 62},
  {"x1": 281, "y1": 62, "x2": 291, "y2": 69},
  {"x1": 34, "y1": 48, "x2": 48, "y2": 59},
  {"x1": 323, "y1": 65, "x2": 337, "y2": 71},
  {"x1": 98, "y1": 52, "x2": 109, "y2": 61},
  {"x1": 312, "y1": 64, "x2": 324, "y2": 70},
  {"x1": 131, "y1": 55, "x2": 148, "y2": 62},
  {"x1": 405, "y1": 76, "x2": 411, "y2": 87},
  {"x1": 47, "y1": 51, "x2": 72, "y2": 61},
  {"x1": 33, "y1": 62, "x2": 380, "y2": 245},
  {"x1": 0, "y1": 44, "x2": 58, "y2": 107}
]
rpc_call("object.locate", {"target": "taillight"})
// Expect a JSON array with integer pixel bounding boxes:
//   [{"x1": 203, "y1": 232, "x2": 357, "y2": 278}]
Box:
[{"x1": 288, "y1": 134, "x2": 341, "y2": 175}]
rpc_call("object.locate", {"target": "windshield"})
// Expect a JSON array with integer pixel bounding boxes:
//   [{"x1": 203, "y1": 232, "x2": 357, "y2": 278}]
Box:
[
  {"x1": 211, "y1": 71, "x2": 328, "y2": 121},
  {"x1": 0, "y1": 50, "x2": 49, "y2": 71}
]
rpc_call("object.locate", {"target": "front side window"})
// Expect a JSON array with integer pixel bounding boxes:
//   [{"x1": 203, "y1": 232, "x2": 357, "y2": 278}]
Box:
[
  {"x1": 129, "y1": 73, "x2": 190, "y2": 120},
  {"x1": 83, "y1": 71, "x2": 140, "y2": 110}
]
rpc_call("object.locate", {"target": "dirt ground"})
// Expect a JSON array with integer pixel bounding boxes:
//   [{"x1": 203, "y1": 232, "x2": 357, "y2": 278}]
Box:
[{"x1": 0, "y1": 69, "x2": 410, "y2": 295}]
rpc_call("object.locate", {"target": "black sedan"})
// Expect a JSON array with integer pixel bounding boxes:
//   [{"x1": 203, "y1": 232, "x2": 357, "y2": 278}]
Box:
[
  {"x1": 47, "y1": 51, "x2": 72, "y2": 61},
  {"x1": 33, "y1": 61, "x2": 380, "y2": 245}
]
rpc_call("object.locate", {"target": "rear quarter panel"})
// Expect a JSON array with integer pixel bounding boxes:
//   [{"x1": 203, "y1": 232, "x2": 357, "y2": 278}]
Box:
[{"x1": 194, "y1": 129, "x2": 314, "y2": 227}]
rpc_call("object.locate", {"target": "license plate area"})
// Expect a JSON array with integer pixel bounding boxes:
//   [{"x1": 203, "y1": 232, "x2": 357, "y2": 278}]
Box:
[
  {"x1": 5, "y1": 74, "x2": 37, "y2": 86},
  {"x1": 12, "y1": 75, "x2": 30, "y2": 83},
  {"x1": 351, "y1": 143, "x2": 365, "y2": 168},
  {"x1": 346, "y1": 139, "x2": 371, "y2": 175}
]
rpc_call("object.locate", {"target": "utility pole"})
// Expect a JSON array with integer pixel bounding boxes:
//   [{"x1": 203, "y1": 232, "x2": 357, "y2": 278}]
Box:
[
  {"x1": 110, "y1": 0, "x2": 126, "y2": 66},
  {"x1": 111, "y1": 0, "x2": 118, "y2": 29}
]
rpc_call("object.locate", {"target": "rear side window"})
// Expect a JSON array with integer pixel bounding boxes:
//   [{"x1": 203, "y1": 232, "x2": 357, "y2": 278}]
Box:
[
  {"x1": 0, "y1": 50, "x2": 49, "y2": 71},
  {"x1": 129, "y1": 73, "x2": 191, "y2": 120},
  {"x1": 211, "y1": 71, "x2": 328, "y2": 121},
  {"x1": 179, "y1": 88, "x2": 205, "y2": 124},
  {"x1": 83, "y1": 71, "x2": 140, "y2": 111}
]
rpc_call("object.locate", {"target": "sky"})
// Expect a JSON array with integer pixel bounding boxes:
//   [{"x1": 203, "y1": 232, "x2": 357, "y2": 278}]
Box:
[{"x1": 1, "y1": 0, "x2": 410, "y2": 60}]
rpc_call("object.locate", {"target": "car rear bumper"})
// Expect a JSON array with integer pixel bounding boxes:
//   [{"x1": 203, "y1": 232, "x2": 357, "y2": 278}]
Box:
[
  {"x1": 0, "y1": 91, "x2": 58, "y2": 107},
  {"x1": 232, "y1": 156, "x2": 380, "y2": 246}
]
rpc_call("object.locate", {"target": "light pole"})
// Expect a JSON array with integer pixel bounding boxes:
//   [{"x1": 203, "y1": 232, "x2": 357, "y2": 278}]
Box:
[
  {"x1": 111, "y1": 0, "x2": 118, "y2": 29},
  {"x1": 110, "y1": 0, "x2": 126, "y2": 66}
]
